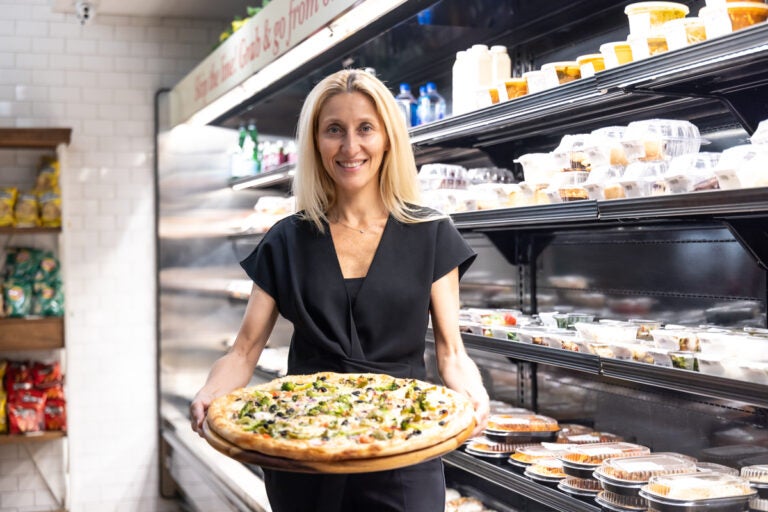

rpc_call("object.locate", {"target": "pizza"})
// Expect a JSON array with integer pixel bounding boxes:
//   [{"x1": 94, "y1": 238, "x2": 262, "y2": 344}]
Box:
[{"x1": 206, "y1": 372, "x2": 474, "y2": 461}]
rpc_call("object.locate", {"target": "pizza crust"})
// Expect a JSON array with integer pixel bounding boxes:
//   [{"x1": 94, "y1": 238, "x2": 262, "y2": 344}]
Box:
[{"x1": 207, "y1": 372, "x2": 474, "y2": 461}]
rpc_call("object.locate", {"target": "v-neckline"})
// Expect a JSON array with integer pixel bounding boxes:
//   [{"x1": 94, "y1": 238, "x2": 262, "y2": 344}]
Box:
[{"x1": 326, "y1": 214, "x2": 392, "y2": 286}]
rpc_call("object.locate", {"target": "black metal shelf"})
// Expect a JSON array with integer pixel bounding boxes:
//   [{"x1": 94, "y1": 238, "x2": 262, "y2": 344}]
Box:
[
  {"x1": 410, "y1": 24, "x2": 768, "y2": 149},
  {"x1": 444, "y1": 450, "x2": 600, "y2": 512},
  {"x1": 449, "y1": 331, "x2": 768, "y2": 409},
  {"x1": 601, "y1": 359, "x2": 768, "y2": 409},
  {"x1": 459, "y1": 333, "x2": 601, "y2": 375}
]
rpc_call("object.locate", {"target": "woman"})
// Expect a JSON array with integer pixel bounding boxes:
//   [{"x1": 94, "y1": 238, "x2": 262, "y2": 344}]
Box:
[{"x1": 190, "y1": 69, "x2": 489, "y2": 512}]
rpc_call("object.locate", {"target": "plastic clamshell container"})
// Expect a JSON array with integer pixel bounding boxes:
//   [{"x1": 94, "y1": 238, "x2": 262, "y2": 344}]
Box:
[
  {"x1": 576, "y1": 53, "x2": 606, "y2": 78},
  {"x1": 740, "y1": 465, "x2": 768, "y2": 492},
  {"x1": 584, "y1": 166, "x2": 626, "y2": 200},
  {"x1": 560, "y1": 442, "x2": 651, "y2": 467},
  {"x1": 600, "y1": 41, "x2": 634, "y2": 68},
  {"x1": 663, "y1": 17, "x2": 708, "y2": 50},
  {"x1": 465, "y1": 438, "x2": 519, "y2": 459},
  {"x1": 596, "y1": 490, "x2": 650, "y2": 510},
  {"x1": 713, "y1": 144, "x2": 768, "y2": 189},
  {"x1": 560, "y1": 431, "x2": 624, "y2": 444},
  {"x1": 541, "y1": 61, "x2": 581, "y2": 84},
  {"x1": 625, "y1": 2, "x2": 690, "y2": 35},
  {"x1": 510, "y1": 444, "x2": 570, "y2": 465},
  {"x1": 700, "y1": 2, "x2": 768, "y2": 39},
  {"x1": 558, "y1": 476, "x2": 603, "y2": 497},
  {"x1": 629, "y1": 318, "x2": 664, "y2": 340},
  {"x1": 664, "y1": 152, "x2": 722, "y2": 193},
  {"x1": 514, "y1": 152, "x2": 560, "y2": 184},
  {"x1": 650, "y1": 328, "x2": 700, "y2": 351},
  {"x1": 574, "y1": 321, "x2": 640, "y2": 343},
  {"x1": 627, "y1": 33, "x2": 670, "y2": 60},
  {"x1": 631, "y1": 344, "x2": 674, "y2": 367},
  {"x1": 553, "y1": 133, "x2": 611, "y2": 171},
  {"x1": 556, "y1": 171, "x2": 591, "y2": 202},
  {"x1": 622, "y1": 119, "x2": 704, "y2": 162},
  {"x1": 487, "y1": 413, "x2": 559, "y2": 433},
  {"x1": 619, "y1": 160, "x2": 670, "y2": 197},
  {"x1": 526, "y1": 457, "x2": 567, "y2": 480},
  {"x1": 696, "y1": 461, "x2": 738, "y2": 476},
  {"x1": 640, "y1": 472, "x2": 756, "y2": 510},
  {"x1": 597, "y1": 453, "x2": 699, "y2": 484}
]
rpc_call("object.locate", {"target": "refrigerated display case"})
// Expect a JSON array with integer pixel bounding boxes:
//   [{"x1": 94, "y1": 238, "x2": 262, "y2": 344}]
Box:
[{"x1": 156, "y1": 1, "x2": 768, "y2": 510}]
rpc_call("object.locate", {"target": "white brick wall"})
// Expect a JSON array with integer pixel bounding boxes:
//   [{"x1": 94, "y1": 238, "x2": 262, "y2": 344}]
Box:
[{"x1": 1, "y1": 1, "x2": 223, "y2": 511}]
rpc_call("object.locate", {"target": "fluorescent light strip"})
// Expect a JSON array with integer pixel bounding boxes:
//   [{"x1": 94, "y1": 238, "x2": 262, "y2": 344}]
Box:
[{"x1": 187, "y1": 0, "x2": 409, "y2": 126}]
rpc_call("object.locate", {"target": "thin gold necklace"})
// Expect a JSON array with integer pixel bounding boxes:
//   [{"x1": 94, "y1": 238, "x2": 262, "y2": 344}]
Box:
[{"x1": 332, "y1": 218, "x2": 366, "y2": 234}]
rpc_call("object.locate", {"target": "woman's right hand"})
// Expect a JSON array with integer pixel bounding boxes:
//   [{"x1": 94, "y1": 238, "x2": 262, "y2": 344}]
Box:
[{"x1": 190, "y1": 391, "x2": 214, "y2": 437}]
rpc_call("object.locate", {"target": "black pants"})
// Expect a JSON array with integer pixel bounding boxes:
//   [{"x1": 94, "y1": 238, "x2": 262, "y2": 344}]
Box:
[{"x1": 263, "y1": 458, "x2": 445, "y2": 512}]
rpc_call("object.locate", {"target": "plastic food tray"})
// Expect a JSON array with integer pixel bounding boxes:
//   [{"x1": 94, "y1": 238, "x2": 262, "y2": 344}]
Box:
[
  {"x1": 595, "y1": 490, "x2": 649, "y2": 511},
  {"x1": 741, "y1": 465, "x2": 768, "y2": 498},
  {"x1": 557, "y1": 476, "x2": 602, "y2": 497},
  {"x1": 464, "y1": 439, "x2": 519, "y2": 459},
  {"x1": 560, "y1": 442, "x2": 651, "y2": 467},
  {"x1": 640, "y1": 472, "x2": 756, "y2": 511}
]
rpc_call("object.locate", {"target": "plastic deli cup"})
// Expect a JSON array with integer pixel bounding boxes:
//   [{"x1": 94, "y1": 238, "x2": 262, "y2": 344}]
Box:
[
  {"x1": 663, "y1": 17, "x2": 708, "y2": 50},
  {"x1": 541, "y1": 61, "x2": 581, "y2": 84},
  {"x1": 576, "y1": 53, "x2": 606, "y2": 78},
  {"x1": 625, "y1": 1, "x2": 690, "y2": 35},
  {"x1": 700, "y1": 2, "x2": 768, "y2": 39},
  {"x1": 600, "y1": 42, "x2": 634, "y2": 68},
  {"x1": 503, "y1": 77, "x2": 528, "y2": 99},
  {"x1": 628, "y1": 33, "x2": 669, "y2": 60}
]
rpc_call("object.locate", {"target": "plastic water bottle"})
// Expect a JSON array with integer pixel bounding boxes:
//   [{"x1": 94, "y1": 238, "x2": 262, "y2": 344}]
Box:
[
  {"x1": 417, "y1": 85, "x2": 432, "y2": 125},
  {"x1": 426, "y1": 82, "x2": 447, "y2": 122},
  {"x1": 395, "y1": 83, "x2": 418, "y2": 127}
]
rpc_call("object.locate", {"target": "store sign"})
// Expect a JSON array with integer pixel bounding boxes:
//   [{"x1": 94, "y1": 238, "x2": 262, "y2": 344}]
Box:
[{"x1": 170, "y1": 0, "x2": 359, "y2": 125}]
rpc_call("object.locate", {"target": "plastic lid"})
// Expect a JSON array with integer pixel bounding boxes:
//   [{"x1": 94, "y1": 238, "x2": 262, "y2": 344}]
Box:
[
  {"x1": 529, "y1": 458, "x2": 566, "y2": 478},
  {"x1": 511, "y1": 444, "x2": 570, "y2": 463},
  {"x1": 696, "y1": 461, "x2": 738, "y2": 476},
  {"x1": 490, "y1": 45, "x2": 508, "y2": 53},
  {"x1": 624, "y1": 2, "x2": 690, "y2": 15},
  {"x1": 426, "y1": 82, "x2": 437, "y2": 91},
  {"x1": 598, "y1": 453, "x2": 698, "y2": 482},
  {"x1": 471, "y1": 44, "x2": 489, "y2": 51},
  {"x1": 643, "y1": 472, "x2": 755, "y2": 500},
  {"x1": 487, "y1": 413, "x2": 559, "y2": 432},
  {"x1": 399, "y1": 83, "x2": 411, "y2": 93},
  {"x1": 560, "y1": 442, "x2": 651, "y2": 466},
  {"x1": 741, "y1": 465, "x2": 768, "y2": 484}
]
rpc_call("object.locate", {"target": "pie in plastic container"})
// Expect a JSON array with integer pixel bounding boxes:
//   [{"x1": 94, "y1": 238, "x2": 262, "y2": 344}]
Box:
[
  {"x1": 594, "y1": 452, "x2": 698, "y2": 496},
  {"x1": 639, "y1": 472, "x2": 756, "y2": 511},
  {"x1": 484, "y1": 413, "x2": 559, "y2": 443},
  {"x1": 741, "y1": 464, "x2": 768, "y2": 498}
]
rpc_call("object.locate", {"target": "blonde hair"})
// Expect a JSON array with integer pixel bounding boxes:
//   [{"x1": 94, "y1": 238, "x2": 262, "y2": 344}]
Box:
[{"x1": 293, "y1": 69, "x2": 437, "y2": 232}]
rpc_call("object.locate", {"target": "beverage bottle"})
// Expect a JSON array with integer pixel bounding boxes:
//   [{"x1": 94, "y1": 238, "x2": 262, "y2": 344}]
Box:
[
  {"x1": 247, "y1": 120, "x2": 261, "y2": 174},
  {"x1": 395, "y1": 83, "x2": 417, "y2": 127},
  {"x1": 416, "y1": 85, "x2": 432, "y2": 125},
  {"x1": 452, "y1": 50, "x2": 468, "y2": 116},
  {"x1": 490, "y1": 45, "x2": 512, "y2": 84},
  {"x1": 426, "y1": 82, "x2": 447, "y2": 122},
  {"x1": 468, "y1": 44, "x2": 492, "y2": 110}
]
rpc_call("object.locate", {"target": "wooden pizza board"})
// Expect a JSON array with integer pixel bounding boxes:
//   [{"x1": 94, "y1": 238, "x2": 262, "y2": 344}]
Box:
[{"x1": 202, "y1": 417, "x2": 475, "y2": 474}]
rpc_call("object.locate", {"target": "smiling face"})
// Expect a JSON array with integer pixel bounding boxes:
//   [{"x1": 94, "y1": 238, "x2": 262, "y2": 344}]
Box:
[{"x1": 316, "y1": 91, "x2": 389, "y2": 198}]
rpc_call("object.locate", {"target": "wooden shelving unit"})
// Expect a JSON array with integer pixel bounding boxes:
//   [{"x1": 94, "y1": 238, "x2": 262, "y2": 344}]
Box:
[
  {"x1": 0, "y1": 226, "x2": 62, "y2": 235},
  {"x1": 0, "y1": 317, "x2": 65, "y2": 349},
  {"x1": 0, "y1": 128, "x2": 71, "y2": 149},
  {"x1": 0, "y1": 432, "x2": 66, "y2": 445}
]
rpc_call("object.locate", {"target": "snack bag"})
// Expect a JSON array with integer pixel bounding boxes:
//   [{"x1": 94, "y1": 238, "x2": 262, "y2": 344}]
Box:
[
  {"x1": 4, "y1": 280, "x2": 33, "y2": 317},
  {"x1": 8, "y1": 386, "x2": 46, "y2": 434},
  {"x1": 13, "y1": 191, "x2": 40, "y2": 228},
  {"x1": 40, "y1": 382, "x2": 65, "y2": 401},
  {"x1": 33, "y1": 280, "x2": 64, "y2": 317},
  {"x1": 39, "y1": 189, "x2": 62, "y2": 228},
  {"x1": 0, "y1": 389, "x2": 6, "y2": 434},
  {"x1": 4, "y1": 360, "x2": 31, "y2": 391},
  {"x1": 34, "y1": 253, "x2": 60, "y2": 283},
  {"x1": 31, "y1": 361, "x2": 62, "y2": 387},
  {"x1": 35, "y1": 157, "x2": 59, "y2": 192},
  {"x1": 44, "y1": 398, "x2": 66, "y2": 431},
  {"x1": 8, "y1": 248, "x2": 43, "y2": 280},
  {"x1": 0, "y1": 187, "x2": 17, "y2": 227}
]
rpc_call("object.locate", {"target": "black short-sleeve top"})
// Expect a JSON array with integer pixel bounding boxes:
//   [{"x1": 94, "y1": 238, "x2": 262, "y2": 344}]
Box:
[{"x1": 240, "y1": 209, "x2": 476, "y2": 380}]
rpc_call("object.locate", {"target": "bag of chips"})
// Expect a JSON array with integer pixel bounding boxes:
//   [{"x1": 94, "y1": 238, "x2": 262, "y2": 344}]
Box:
[
  {"x1": 35, "y1": 156, "x2": 59, "y2": 192},
  {"x1": 33, "y1": 281, "x2": 64, "y2": 317},
  {"x1": 0, "y1": 360, "x2": 7, "y2": 434},
  {"x1": 13, "y1": 191, "x2": 40, "y2": 228},
  {"x1": 39, "y1": 189, "x2": 61, "y2": 228},
  {"x1": 8, "y1": 386, "x2": 46, "y2": 434},
  {"x1": 7, "y1": 248, "x2": 44, "y2": 281},
  {"x1": 44, "y1": 398, "x2": 67, "y2": 431},
  {"x1": 4, "y1": 280, "x2": 32, "y2": 317},
  {"x1": 0, "y1": 187, "x2": 17, "y2": 227}
]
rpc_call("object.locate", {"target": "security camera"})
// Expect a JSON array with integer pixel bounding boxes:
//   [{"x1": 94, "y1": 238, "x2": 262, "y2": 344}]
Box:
[{"x1": 75, "y1": 1, "x2": 95, "y2": 25}]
